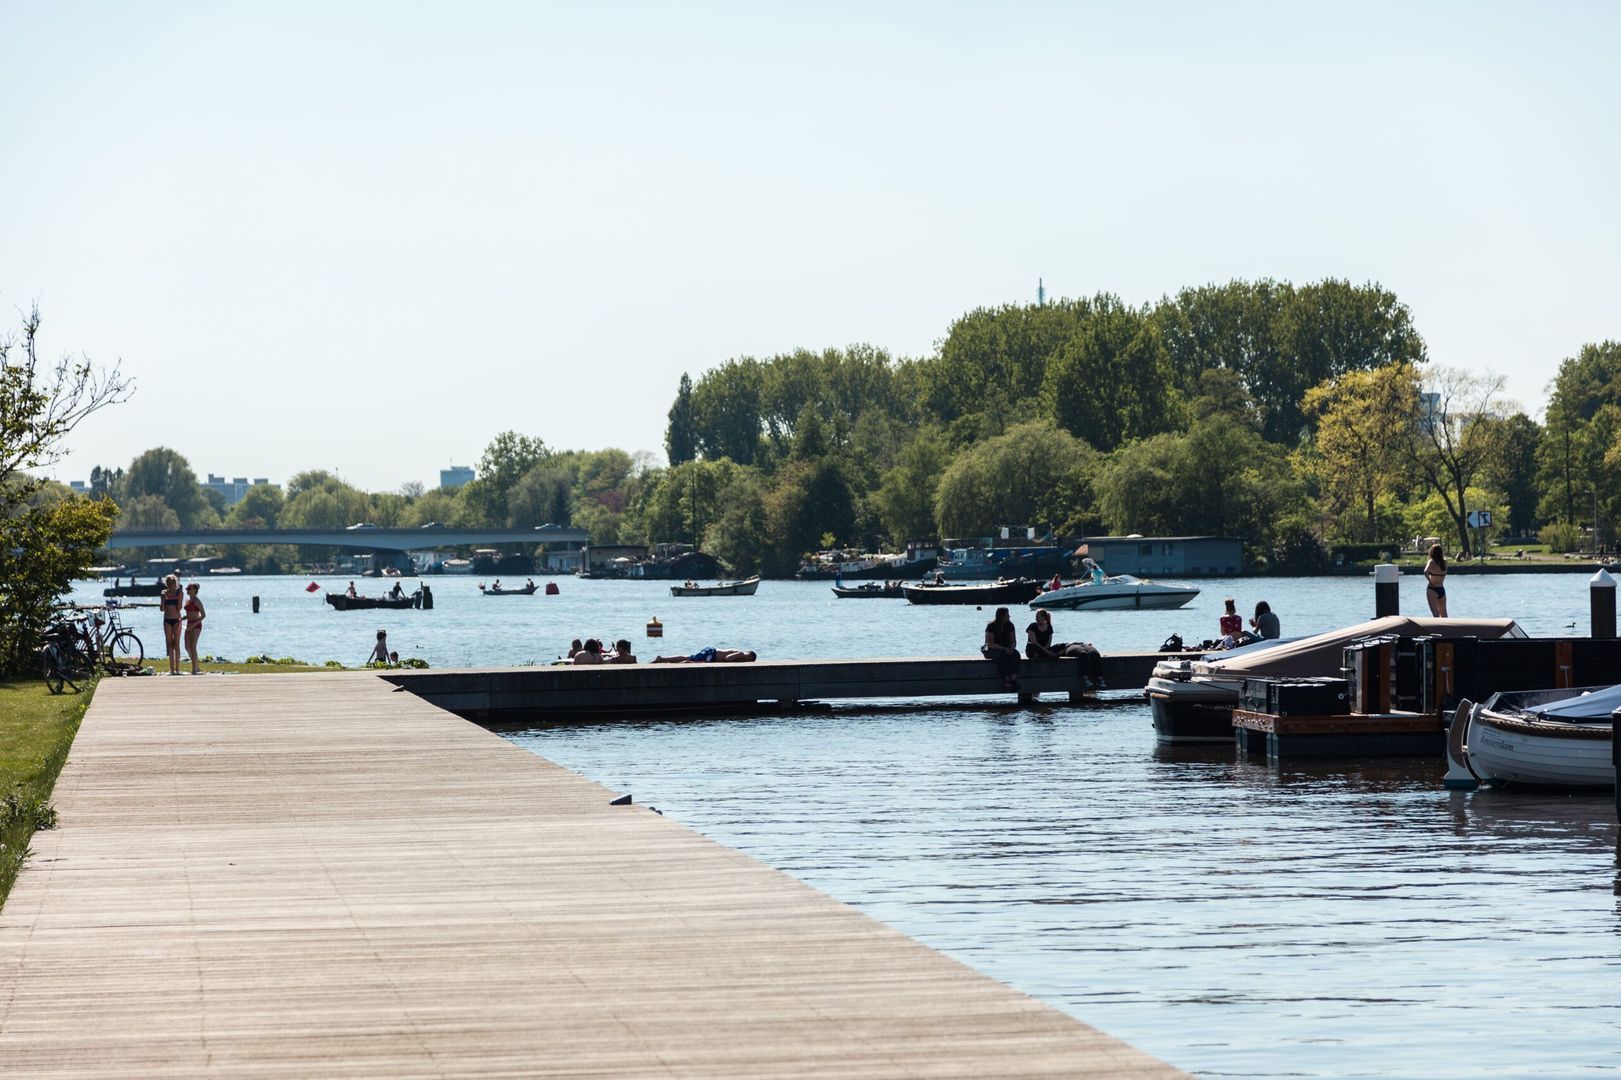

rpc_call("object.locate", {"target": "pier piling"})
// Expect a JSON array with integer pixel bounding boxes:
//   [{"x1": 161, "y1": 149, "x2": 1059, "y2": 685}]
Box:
[
  {"x1": 1374, "y1": 563, "x2": 1400, "y2": 618},
  {"x1": 1590, "y1": 568, "x2": 1615, "y2": 639}
]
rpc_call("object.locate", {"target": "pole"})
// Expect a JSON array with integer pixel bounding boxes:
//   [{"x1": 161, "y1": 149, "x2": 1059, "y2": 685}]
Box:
[
  {"x1": 1590, "y1": 568, "x2": 1616, "y2": 640},
  {"x1": 1374, "y1": 563, "x2": 1400, "y2": 618}
]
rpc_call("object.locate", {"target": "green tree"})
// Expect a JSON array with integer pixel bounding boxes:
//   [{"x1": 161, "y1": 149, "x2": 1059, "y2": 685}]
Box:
[
  {"x1": 506, "y1": 464, "x2": 572, "y2": 527},
  {"x1": 690, "y1": 359, "x2": 765, "y2": 464},
  {"x1": 701, "y1": 472, "x2": 769, "y2": 574},
  {"x1": 1405, "y1": 366, "x2": 1510, "y2": 557},
  {"x1": 119, "y1": 493, "x2": 181, "y2": 531},
  {"x1": 0, "y1": 494, "x2": 118, "y2": 673},
  {"x1": 640, "y1": 459, "x2": 745, "y2": 545},
  {"x1": 463, "y1": 432, "x2": 550, "y2": 525},
  {"x1": 874, "y1": 426, "x2": 952, "y2": 545},
  {"x1": 1302, "y1": 363, "x2": 1420, "y2": 542},
  {"x1": 1478, "y1": 412, "x2": 1541, "y2": 536},
  {"x1": 1043, "y1": 301, "x2": 1172, "y2": 451},
  {"x1": 933, "y1": 420, "x2": 1096, "y2": 537},
  {"x1": 920, "y1": 298, "x2": 1097, "y2": 426},
  {"x1": 665, "y1": 372, "x2": 698, "y2": 465},
  {"x1": 124, "y1": 447, "x2": 208, "y2": 527},
  {"x1": 762, "y1": 459, "x2": 856, "y2": 575},
  {"x1": 227, "y1": 483, "x2": 284, "y2": 528}
]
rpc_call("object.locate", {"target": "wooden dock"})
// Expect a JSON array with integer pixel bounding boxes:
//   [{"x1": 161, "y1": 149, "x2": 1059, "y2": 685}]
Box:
[
  {"x1": 1232, "y1": 708, "x2": 1444, "y2": 759},
  {"x1": 384, "y1": 651, "x2": 1188, "y2": 725},
  {"x1": 0, "y1": 673, "x2": 1180, "y2": 1077}
]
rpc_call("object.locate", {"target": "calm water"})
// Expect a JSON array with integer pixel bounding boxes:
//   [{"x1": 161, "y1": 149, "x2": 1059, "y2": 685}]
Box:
[
  {"x1": 69, "y1": 571, "x2": 1621, "y2": 1075},
  {"x1": 67, "y1": 571, "x2": 1603, "y2": 667}
]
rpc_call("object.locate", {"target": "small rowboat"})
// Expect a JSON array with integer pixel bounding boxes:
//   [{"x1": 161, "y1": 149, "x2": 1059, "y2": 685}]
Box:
[
  {"x1": 1445, "y1": 685, "x2": 1616, "y2": 790},
  {"x1": 833, "y1": 583, "x2": 903, "y2": 598},
  {"x1": 479, "y1": 583, "x2": 537, "y2": 596},
  {"x1": 326, "y1": 591, "x2": 421, "y2": 611},
  {"x1": 670, "y1": 577, "x2": 760, "y2": 597}
]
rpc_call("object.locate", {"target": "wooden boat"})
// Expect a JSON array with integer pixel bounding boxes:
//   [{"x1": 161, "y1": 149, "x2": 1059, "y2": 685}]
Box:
[
  {"x1": 1445, "y1": 686, "x2": 1616, "y2": 789},
  {"x1": 833, "y1": 583, "x2": 904, "y2": 598},
  {"x1": 479, "y1": 583, "x2": 538, "y2": 596},
  {"x1": 670, "y1": 577, "x2": 760, "y2": 597},
  {"x1": 326, "y1": 591, "x2": 422, "y2": 611},
  {"x1": 104, "y1": 583, "x2": 164, "y2": 598},
  {"x1": 901, "y1": 578, "x2": 1043, "y2": 606}
]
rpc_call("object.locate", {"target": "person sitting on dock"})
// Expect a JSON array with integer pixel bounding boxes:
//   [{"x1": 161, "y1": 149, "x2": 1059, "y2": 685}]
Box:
[
  {"x1": 982, "y1": 607, "x2": 1020, "y2": 690},
  {"x1": 1218, "y1": 598, "x2": 1243, "y2": 646},
  {"x1": 653, "y1": 647, "x2": 757, "y2": 663},
  {"x1": 1250, "y1": 600, "x2": 1281, "y2": 640},
  {"x1": 604, "y1": 639, "x2": 637, "y2": 664},
  {"x1": 572, "y1": 638, "x2": 604, "y2": 665},
  {"x1": 1025, "y1": 608, "x2": 1060, "y2": 659}
]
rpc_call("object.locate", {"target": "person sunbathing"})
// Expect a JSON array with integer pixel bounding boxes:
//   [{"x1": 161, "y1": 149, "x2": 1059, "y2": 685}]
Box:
[{"x1": 652, "y1": 647, "x2": 757, "y2": 663}]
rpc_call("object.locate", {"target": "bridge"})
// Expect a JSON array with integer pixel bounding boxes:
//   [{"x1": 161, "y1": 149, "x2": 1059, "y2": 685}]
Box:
[{"x1": 105, "y1": 526, "x2": 591, "y2": 552}]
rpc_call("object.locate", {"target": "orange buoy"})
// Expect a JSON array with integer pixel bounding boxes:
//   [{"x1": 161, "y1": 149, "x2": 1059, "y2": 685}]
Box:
[{"x1": 646, "y1": 617, "x2": 663, "y2": 638}]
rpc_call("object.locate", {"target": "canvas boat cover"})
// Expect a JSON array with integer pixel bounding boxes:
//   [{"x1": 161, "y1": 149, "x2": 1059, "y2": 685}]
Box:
[
  {"x1": 1193, "y1": 615, "x2": 1524, "y2": 679},
  {"x1": 1532, "y1": 684, "x2": 1621, "y2": 720}
]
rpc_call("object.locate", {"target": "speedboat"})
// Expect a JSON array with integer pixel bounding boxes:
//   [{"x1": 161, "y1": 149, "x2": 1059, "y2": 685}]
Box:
[
  {"x1": 1031, "y1": 574, "x2": 1199, "y2": 611},
  {"x1": 1145, "y1": 616, "x2": 1526, "y2": 744},
  {"x1": 1444, "y1": 686, "x2": 1616, "y2": 790}
]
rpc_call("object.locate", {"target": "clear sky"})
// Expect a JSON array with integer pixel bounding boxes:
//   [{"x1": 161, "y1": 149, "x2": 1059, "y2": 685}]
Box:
[{"x1": 3, "y1": 1, "x2": 1617, "y2": 491}]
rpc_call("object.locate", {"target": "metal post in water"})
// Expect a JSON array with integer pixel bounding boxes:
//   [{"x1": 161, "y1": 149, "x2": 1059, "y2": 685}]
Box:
[
  {"x1": 1374, "y1": 563, "x2": 1400, "y2": 618},
  {"x1": 1590, "y1": 568, "x2": 1616, "y2": 639},
  {"x1": 252, "y1": 596, "x2": 260, "y2": 614}
]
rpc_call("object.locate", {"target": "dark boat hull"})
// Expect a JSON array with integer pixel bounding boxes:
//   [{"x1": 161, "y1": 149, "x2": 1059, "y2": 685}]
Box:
[
  {"x1": 481, "y1": 585, "x2": 538, "y2": 596},
  {"x1": 104, "y1": 584, "x2": 164, "y2": 597},
  {"x1": 326, "y1": 592, "x2": 421, "y2": 611},
  {"x1": 832, "y1": 585, "x2": 904, "y2": 598},
  {"x1": 1147, "y1": 686, "x2": 1239, "y2": 743},
  {"x1": 901, "y1": 579, "x2": 1043, "y2": 605}
]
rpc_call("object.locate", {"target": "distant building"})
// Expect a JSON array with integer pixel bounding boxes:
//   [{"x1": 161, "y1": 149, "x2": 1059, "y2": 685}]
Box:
[
  {"x1": 68, "y1": 480, "x2": 88, "y2": 493},
  {"x1": 1081, "y1": 536, "x2": 1242, "y2": 577},
  {"x1": 203, "y1": 474, "x2": 276, "y2": 506},
  {"x1": 440, "y1": 465, "x2": 475, "y2": 489}
]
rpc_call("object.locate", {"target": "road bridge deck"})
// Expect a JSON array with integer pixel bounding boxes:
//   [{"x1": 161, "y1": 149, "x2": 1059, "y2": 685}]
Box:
[{"x1": 0, "y1": 674, "x2": 1179, "y2": 1077}]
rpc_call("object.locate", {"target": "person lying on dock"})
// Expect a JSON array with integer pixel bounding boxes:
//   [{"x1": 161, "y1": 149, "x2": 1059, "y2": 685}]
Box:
[
  {"x1": 653, "y1": 647, "x2": 757, "y2": 663},
  {"x1": 604, "y1": 639, "x2": 637, "y2": 664}
]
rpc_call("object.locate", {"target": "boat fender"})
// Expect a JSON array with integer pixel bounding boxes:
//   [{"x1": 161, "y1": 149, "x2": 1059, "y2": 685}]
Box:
[{"x1": 1443, "y1": 700, "x2": 1482, "y2": 790}]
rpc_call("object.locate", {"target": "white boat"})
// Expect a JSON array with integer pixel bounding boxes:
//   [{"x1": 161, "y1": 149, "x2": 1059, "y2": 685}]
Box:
[
  {"x1": 208, "y1": 566, "x2": 244, "y2": 575},
  {"x1": 440, "y1": 558, "x2": 474, "y2": 574},
  {"x1": 670, "y1": 576, "x2": 760, "y2": 597},
  {"x1": 1444, "y1": 686, "x2": 1616, "y2": 790},
  {"x1": 1031, "y1": 574, "x2": 1199, "y2": 611},
  {"x1": 1146, "y1": 616, "x2": 1527, "y2": 744}
]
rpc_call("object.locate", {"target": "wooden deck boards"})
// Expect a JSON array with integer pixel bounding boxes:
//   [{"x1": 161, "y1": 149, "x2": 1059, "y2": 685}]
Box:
[{"x1": 0, "y1": 674, "x2": 1179, "y2": 1078}]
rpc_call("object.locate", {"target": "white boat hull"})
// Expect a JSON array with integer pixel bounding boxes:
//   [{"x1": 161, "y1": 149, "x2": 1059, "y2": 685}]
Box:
[
  {"x1": 1462, "y1": 711, "x2": 1614, "y2": 788},
  {"x1": 1032, "y1": 577, "x2": 1199, "y2": 611}
]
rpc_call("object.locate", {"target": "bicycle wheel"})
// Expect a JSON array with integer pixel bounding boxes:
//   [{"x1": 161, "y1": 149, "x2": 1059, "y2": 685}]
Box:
[
  {"x1": 41, "y1": 647, "x2": 65, "y2": 694},
  {"x1": 107, "y1": 628, "x2": 144, "y2": 671},
  {"x1": 59, "y1": 643, "x2": 93, "y2": 689}
]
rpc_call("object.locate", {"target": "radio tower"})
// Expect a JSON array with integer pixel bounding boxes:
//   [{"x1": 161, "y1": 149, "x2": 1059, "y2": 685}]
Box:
[{"x1": 1037, "y1": 278, "x2": 1046, "y2": 306}]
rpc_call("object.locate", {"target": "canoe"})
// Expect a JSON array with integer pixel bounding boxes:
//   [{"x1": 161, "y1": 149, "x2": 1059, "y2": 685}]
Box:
[
  {"x1": 833, "y1": 584, "x2": 904, "y2": 598},
  {"x1": 480, "y1": 583, "x2": 538, "y2": 596},
  {"x1": 901, "y1": 578, "x2": 1044, "y2": 605},
  {"x1": 670, "y1": 577, "x2": 760, "y2": 597},
  {"x1": 326, "y1": 591, "x2": 421, "y2": 611}
]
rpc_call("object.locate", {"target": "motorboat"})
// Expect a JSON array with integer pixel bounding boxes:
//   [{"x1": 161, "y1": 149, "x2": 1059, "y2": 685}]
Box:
[
  {"x1": 440, "y1": 558, "x2": 474, "y2": 574},
  {"x1": 326, "y1": 590, "x2": 422, "y2": 611},
  {"x1": 901, "y1": 578, "x2": 1043, "y2": 605},
  {"x1": 1031, "y1": 574, "x2": 1199, "y2": 611},
  {"x1": 1444, "y1": 686, "x2": 1616, "y2": 790},
  {"x1": 670, "y1": 577, "x2": 760, "y2": 597},
  {"x1": 833, "y1": 583, "x2": 904, "y2": 598},
  {"x1": 208, "y1": 566, "x2": 244, "y2": 575},
  {"x1": 1146, "y1": 616, "x2": 1526, "y2": 744}
]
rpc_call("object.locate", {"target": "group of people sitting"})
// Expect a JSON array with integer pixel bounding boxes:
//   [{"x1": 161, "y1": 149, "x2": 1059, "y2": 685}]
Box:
[
  {"x1": 1216, "y1": 597, "x2": 1281, "y2": 649},
  {"x1": 980, "y1": 606, "x2": 1099, "y2": 691},
  {"x1": 566, "y1": 638, "x2": 638, "y2": 664}
]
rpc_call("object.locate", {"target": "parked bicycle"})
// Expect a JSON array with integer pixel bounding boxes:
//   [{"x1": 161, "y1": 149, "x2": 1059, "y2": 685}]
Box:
[{"x1": 39, "y1": 605, "x2": 145, "y2": 693}]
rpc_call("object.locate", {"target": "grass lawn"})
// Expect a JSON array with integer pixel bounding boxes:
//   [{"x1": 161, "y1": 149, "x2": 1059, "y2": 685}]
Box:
[{"x1": 0, "y1": 679, "x2": 91, "y2": 909}]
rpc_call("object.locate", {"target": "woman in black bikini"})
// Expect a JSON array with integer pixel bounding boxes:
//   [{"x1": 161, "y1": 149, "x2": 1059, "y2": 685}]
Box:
[
  {"x1": 1424, "y1": 543, "x2": 1448, "y2": 617},
  {"x1": 183, "y1": 582, "x2": 206, "y2": 675},
  {"x1": 159, "y1": 574, "x2": 183, "y2": 674}
]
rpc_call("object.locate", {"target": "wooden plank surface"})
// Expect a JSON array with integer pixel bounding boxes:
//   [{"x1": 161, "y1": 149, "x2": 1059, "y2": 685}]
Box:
[{"x1": 0, "y1": 674, "x2": 1180, "y2": 1078}]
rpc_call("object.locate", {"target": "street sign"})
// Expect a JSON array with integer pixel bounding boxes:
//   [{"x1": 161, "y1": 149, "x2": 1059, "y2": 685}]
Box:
[{"x1": 1466, "y1": 510, "x2": 1494, "y2": 529}]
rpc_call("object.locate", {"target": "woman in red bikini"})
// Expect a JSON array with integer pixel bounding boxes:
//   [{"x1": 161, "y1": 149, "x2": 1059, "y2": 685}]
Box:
[
  {"x1": 183, "y1": 582, "x2": 206, "y2": 675},
  {"x1": 159, "y1": 574, "x2": 183, "y2": 674}
]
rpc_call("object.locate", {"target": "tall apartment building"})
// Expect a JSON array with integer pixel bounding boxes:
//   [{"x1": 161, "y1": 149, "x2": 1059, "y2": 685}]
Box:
[{"x1": 440, "y1": 465, "x2": 475, "y2": 489}]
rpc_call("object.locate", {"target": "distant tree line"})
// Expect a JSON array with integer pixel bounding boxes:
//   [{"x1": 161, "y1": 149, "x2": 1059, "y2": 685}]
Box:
[{"x1": 78, "y1": 279, "x2": 1621, "y2": 581}]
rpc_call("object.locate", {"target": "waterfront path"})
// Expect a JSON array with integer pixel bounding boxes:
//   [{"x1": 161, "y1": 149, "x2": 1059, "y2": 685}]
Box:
[{"x1": 0, "y1": 674, "x2": 1179, "y2": 1077}]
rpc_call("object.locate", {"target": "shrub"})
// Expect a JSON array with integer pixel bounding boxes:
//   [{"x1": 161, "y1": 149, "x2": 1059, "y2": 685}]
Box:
[{"x1": 1538, "y1": 520, "x2": 1583, "y2": 553}]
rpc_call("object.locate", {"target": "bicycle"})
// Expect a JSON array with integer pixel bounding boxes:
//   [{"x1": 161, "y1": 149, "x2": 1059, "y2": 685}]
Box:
[{"x1": 39, "y1": 606, "x2": 145, "y2": 693}]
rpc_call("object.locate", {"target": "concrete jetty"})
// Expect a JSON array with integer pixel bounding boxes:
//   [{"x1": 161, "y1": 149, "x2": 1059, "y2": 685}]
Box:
[
  {"x1": 385, "y1": 651, "x2": 1188, "y2": 725},
  {"x1": 0, "y1": 674, "x2": 1180, "y2": 1077}
]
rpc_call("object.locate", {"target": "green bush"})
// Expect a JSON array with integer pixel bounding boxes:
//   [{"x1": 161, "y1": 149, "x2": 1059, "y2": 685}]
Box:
[{"x1": 1538, "y1": 520, "x2": 1583, "y2": 553}]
